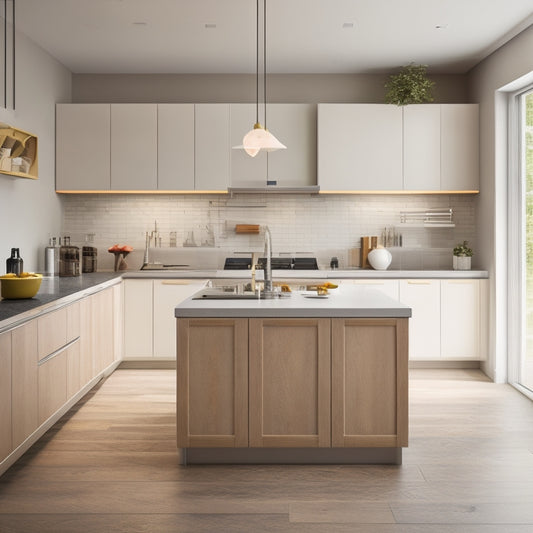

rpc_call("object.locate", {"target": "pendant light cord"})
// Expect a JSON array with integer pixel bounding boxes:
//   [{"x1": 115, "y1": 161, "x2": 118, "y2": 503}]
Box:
[
  {"x1": 255, "y1": 0, "x2": 259, "y2": 125},
  {"x1": 263, "y1": 0, "x2": 267, "y2": 129}
]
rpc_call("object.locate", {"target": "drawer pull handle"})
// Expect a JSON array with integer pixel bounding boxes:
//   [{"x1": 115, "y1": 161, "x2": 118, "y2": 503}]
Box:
[
  {"x1": 161, "y1": 281, "x2": 191, "y2": 286},
  {"x1": 38, "y1": 336, "x2": 80, "y2": 365},
  {"x1": 407, "y1": 281, "x2": 431, "y2": 285}
]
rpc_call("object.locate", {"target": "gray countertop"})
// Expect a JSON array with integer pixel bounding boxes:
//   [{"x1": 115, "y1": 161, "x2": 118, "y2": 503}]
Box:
[
  {"x1": 0, "y1": 272, "x2": 122, "y2": 333},
  {"x1": 175, "y1": 286, "x2": 412, "y2": 319}
]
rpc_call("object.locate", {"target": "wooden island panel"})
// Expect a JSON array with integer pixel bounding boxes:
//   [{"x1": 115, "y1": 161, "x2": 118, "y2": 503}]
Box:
[
  {"x1": 177, "y1": 318, "x2": 248, "y2": 447},
  {"x1": 249, "y1": 318, "x2": 331, "y2": 448}
]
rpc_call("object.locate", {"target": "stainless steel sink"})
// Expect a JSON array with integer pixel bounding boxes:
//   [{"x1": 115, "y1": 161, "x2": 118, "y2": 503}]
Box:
[{"x1": 193, "y1": 290, "x2": 290, "y2": 300}]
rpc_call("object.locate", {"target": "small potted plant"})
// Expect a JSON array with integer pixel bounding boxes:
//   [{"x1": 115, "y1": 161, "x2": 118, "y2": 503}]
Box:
[
  {"x1": 385, "y1": 64, "x2": 435, "y2": 106},
  {"x1": 453, "y1": 241, "x2": 473, "y2": 270}
]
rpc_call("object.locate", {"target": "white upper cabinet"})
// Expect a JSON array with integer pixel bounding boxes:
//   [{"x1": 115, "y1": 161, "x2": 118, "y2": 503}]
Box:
[
  {"x1": 441, "y1": 104, "x2": 479, "y2": 191},
  {"x1": 266, "y1": 104, "x2": 317, "y2": 187},
  {"x1": 229, "y1": 103, "x2": 268, "y2": 187},
  {"x1": 110, "y1": 104, "x2": 158, "y2": 191},
  {"x1": 157, "y1": 104, "x2": 195, "y2": 191},
  {"x1": 56, "y1": 104, "x2": 111, "y2": 191},
  {"x1": 195, "y1": 104, "x2": 230, "y2": 191},
  {"x1": 318, "y1": 104, "x2": 403, "y2": 191},
  {"x1": 403, "y1": 105, "x2": 440, "y2": 191}
]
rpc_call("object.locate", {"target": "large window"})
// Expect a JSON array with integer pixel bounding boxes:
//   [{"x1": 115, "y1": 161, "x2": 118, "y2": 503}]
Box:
[{"x1": 522, "y1": 90, "x2": 533, "y2": 391}]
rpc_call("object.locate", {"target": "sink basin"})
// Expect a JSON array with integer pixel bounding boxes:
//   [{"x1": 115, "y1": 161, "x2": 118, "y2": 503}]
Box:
[{"x1": 193, "y1": 290, "x2": 290, "y2": 300}]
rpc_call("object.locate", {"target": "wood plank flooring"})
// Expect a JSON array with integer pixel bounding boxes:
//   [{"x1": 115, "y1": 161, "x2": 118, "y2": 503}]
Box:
[{"x1": 1, "y1": 368, "x2": 533, "y2": 532}]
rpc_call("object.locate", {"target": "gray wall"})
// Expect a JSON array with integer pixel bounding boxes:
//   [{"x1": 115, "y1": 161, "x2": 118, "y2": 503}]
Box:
[
  {"x1": 0, "y1": 29, "x2": 72, "y2": 272},
  {"x1": 72, "y1": 73, "x2": 468, "y2": 104},
  {"x1": 468, "y1": 23, "x2": 533, "y2": 382}
]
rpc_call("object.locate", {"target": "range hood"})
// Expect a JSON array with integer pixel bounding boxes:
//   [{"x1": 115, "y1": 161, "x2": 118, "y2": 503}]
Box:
[{"x1": 227, "y1": 184, "x2": 320, "y2": 196}]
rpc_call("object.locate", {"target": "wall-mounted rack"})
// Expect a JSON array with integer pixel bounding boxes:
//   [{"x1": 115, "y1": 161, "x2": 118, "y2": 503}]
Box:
[{"x1": 399, "y1": 208, "x2": 454, "y2": 228}]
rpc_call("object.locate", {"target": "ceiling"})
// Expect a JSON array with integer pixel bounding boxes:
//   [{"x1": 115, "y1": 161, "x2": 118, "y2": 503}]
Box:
[{"x1": 14, "y1": 0, "x2": 533, "y2": 75}]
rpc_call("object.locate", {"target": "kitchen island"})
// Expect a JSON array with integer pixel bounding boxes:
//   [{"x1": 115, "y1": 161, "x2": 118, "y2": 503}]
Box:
[{"x1": 175, "y1": 285, "x2": 411, "y2": 464}]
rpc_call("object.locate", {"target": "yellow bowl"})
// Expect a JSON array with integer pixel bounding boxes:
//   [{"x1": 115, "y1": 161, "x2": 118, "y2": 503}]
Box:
[{"x1": 0, "y1": 274, "x2": 43, "y2": 299}]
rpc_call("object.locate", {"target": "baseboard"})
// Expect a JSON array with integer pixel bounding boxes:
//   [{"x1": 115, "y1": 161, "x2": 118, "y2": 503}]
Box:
[
  {"x1": 409, "y1": 360, "x2": 481, "y2": 369},
  {"x1": 119, "y1": 360, "x2": 176, "y2": 369}
]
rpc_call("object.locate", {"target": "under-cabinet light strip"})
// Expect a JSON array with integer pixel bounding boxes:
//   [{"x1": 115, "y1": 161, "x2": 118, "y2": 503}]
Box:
[{"x1": 56, "y1": 189, "x2": 479, "y2": 195}]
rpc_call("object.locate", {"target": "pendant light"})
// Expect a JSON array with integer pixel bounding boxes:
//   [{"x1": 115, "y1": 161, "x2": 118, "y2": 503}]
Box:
[{"x1": 241, "y1": 0, "x2": 286, "y2": 157}]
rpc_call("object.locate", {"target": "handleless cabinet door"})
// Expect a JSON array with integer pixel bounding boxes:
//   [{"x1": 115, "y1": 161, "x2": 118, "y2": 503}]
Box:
[
  {"x1": 38, "y1": 349, "x2": 68, "y2": 424},
  {"x1": 11, "y1": 320, "x2": 38, "y2": 449},
  {"x1": 123, "y1": 279, "x2": 153, "y2": 359},
  {"x1": 318, "y1": 104, "x2": 403, "y2": 191},
  {"x1": 399, "y1": 280, "x2": 440, "y2": 360},
  {"x1": 441, "y1": 104, "x2": 479, "y2": 191},
  {"x1": 56, "y1": 104, "x2": 111, "y2": 191},
  {"x1": 267, "y1": 104, "x2": 317, "y2": 187},
  {"x1": 195, "y1": 104, "x2": 230, "y2": 191},
  {"x1": 0, "y1": 331, "x2": 12, "y2": 460},
  {"x1": 111, "y1": 104, "x2": 158, "y2": 190},
  {"x1": 403, "y1": 104, "x2": 440, "y2": 191},
  {"x1": 158, "y1": 104, "x2": 195, "y2": 190}
]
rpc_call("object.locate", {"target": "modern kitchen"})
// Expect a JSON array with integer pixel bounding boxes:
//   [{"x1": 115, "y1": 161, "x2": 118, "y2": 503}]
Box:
[{"x1": 1, "y1": 1, "x2": 533, "y2": 531}]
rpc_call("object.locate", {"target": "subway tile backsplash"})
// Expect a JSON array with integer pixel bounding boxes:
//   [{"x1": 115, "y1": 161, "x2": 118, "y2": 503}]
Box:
[{"x1": 62, "y1": 194, "x2": 477, "y2": 271}]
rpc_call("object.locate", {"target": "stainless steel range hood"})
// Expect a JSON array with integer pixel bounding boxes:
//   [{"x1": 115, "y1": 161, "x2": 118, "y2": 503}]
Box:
[{"x1": 227, "y1": 185, "x2": 320, "y2": 196}]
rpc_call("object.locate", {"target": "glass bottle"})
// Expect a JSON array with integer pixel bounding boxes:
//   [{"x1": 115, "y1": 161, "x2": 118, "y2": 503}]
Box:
[{"x1": 6, "y1": 248, "x2": 23, "y2": 275}]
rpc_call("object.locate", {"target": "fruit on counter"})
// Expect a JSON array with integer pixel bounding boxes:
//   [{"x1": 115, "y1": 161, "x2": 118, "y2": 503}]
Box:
[
  {"x1": 121, "y1": 245, "x2": 133, "y2": 253},
  {"x1": 322, "y1": 282, "x2": 338, "y2": 289},
  {"x1": 280, "y1": 284, "x2": 292, "y2": 293},
  {"x1": 1, "y1": 272, "x2": 40, "y2": 279},
  {"x1": 108, "y1": 244, "x2": 134, "y2": 253}
]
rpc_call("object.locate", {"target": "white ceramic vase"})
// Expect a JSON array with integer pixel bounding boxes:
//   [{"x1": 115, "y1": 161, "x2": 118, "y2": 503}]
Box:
[
  {"x1": 453, "y1": 255, "x2": 471, "y2": 270},
  {"x1": 368, "y1": 248, "x2": 392, "y2": 270}
]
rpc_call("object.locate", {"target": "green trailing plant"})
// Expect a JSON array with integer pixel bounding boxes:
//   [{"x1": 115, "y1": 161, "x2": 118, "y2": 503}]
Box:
[
  {"x1": 453, "y1": 241, "x2": 473, "y2": 257},
  {"x1": 385, "y1": 64, "x2": 435, "y2": 106}
]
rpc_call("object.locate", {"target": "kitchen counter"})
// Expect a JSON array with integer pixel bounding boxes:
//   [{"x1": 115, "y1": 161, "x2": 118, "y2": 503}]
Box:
[
  {"x1": 125, "y1": 269, "x2": 488, "y2": 280},
  {"x1": 0, "y1": 272, "x2": 122, "y2": 333},
  {"x1": 175, "y1": 286, "x2": 412, "y2": 319}
]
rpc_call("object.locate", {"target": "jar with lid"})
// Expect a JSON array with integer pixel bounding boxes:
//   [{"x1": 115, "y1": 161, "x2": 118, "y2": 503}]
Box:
[
  {"x1": 6, "y1": 248, "x2": 23, "y2": 275},
  {"x1": 59, "y1": 237, "x2": 80, "y2": 277},
  {"x1": 82, "y1": 234, "x2": 97, "y2": 273}
]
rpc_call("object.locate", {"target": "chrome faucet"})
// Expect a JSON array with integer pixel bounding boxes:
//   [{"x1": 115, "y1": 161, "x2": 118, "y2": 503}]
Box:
[{"x1": 263, "y1": 226, "x2": 273, "y2": 293}]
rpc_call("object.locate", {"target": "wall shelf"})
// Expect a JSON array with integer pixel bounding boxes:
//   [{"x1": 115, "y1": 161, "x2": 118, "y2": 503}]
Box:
[{"x1": 0, "y1": 123, "x2": 39, "y2": 180}]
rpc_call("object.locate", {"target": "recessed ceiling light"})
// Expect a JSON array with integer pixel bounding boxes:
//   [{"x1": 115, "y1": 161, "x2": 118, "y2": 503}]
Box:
[
  {"x1": 132, "y1": 21, "x2": 147, "y2": 26},
  {"x1": 342, "y1": 22, "x2": 355, "y2": 29},
  {"x1": 205, "y1": 23, "x2": 217, "y2": 29},
  {"x1": 435, "y1": 24, "x2": 448, "y2": 29}
]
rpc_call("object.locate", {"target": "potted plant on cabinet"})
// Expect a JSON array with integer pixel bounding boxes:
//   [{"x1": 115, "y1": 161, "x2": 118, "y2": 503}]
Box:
[
  {"x1": 384, "y1": 64, "x2": 435, "y2": 106},
  {"x1": 453, "y1": 241, "x2": 473, "y2": 270}
]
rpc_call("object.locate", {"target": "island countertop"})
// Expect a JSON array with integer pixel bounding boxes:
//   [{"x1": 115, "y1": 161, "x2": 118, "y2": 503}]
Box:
[{"x1": 175, "y1": 286, "x2": 412, "y2": 319}]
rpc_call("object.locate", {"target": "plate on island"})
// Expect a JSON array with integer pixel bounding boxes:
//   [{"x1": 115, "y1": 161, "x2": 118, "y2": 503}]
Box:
[{"x1": 302, "y1": 292, "x2": 329, "y2": 299}]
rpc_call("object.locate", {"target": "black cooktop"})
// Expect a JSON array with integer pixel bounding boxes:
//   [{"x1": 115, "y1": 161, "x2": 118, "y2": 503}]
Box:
[{"x1": 223, "y1": 257, "x2": 319, "y2": 270}]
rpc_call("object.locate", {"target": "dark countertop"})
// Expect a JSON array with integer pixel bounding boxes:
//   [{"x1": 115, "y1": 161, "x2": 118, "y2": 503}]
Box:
[{"x1": 0, "y1": 272, "x2": 122, "y2": 332}]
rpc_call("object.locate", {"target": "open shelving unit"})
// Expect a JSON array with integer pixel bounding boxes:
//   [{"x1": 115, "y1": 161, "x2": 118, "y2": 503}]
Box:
[{"x1": 0, "y1": 123, "x2": 38, "y2": 180}]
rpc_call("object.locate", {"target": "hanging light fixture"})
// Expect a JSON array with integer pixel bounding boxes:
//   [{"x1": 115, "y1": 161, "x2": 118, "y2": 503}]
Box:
[{"x1": 240, "y1": 0, "x2": 286, "y2": 157}]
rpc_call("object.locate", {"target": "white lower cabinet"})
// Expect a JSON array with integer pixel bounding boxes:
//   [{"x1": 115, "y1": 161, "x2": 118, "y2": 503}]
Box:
[
  {"x1": 399, "y1": 280, "x2": 441, "y2": 360},
  {"x1": 346, "y1": 279, "x2": 400, "y2": 300},
  {"x1": 441, "y1": 280, "x2": 481, "y2": 359},
  {"x1": 123, "y1": 279, "x2": 209, "y2": 359}
]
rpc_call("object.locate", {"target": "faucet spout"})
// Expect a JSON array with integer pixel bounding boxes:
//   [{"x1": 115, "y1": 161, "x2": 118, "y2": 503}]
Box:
[{"x1": 264, "y1": 226, "x2": 273, "y2": 293}]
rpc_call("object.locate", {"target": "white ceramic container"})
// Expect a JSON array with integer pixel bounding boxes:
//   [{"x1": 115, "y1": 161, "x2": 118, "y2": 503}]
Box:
[{"x1": 368, "y1": 248, "x2": 392, "y2": 270}]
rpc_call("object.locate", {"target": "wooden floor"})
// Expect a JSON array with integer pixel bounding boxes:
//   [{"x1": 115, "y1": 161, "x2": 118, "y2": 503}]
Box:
[{"x1": 1, "y1": 369, "x2": 533, "y2": 532}]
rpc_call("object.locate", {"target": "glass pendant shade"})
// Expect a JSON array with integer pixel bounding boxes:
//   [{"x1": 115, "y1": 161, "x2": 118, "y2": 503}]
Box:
[{"x1": 242, "y1": 122, "x2": 286, "y2": 157}]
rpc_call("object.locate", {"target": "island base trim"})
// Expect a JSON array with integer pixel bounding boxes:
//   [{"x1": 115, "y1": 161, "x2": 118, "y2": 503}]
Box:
[{"x1": 180, "y1": 447, "x2": 402, "y2": 465}]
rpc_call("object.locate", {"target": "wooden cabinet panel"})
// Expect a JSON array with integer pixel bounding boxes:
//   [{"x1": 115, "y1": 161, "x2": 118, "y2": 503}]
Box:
[
  {"x1": 195, "y1": 104, "x2": 230, "y2": 191},
  {"x1": 0, "y1": 331, "x2": 12, "y2": 460},
  {"x1": 79, "y1": 296, "x2": 95, "y2": 386},
  {"x1": 441, "y1": 104, "x2": 479, "y2": 191},
  {"x1": 38, "y1": 350, "x2": 68, "y2": 424},
  {"x1": 37, "y1": 307, "x2": 67, "y2": 361},
  {"x1": 11, "y1": 321, "x2": 39, "y2": 449},
  {"x1": 318, "y1": 104, "x2": 403, "y2": 191},
  {"x1": 66, "y1": 340, "x2": 81, "y2": 399},
  {"x1": 177, "y1": 318, "x2": 248, "y2": 447},
  {"x1": 158, "y1": 104, "x2": 195, "y2": 190},
  {"x1": 93, "y1": 288, "x2": 115, "y2": 373},
  {"x1": 66, "y1": 302, "x2": 80, "y2": 342},
  {"x1": 267, "y1": 104, "x2": 317, "y2": 187},
  {"x1": 441, "y1": 280, "x2": 480, "y2": 359},
  {"x1": 56, "y1": 103, "x2": 111, "y2": 191},
  {"x1": 249, "y1": 318, "x2": 331, "y2": 448},
  {"x1": 403, "y1": 104, "x2": 440, "y2": 191},
  {"x1": 123, "y1": 279, "x2": 153, "y2": 358},
  {"x1": 399, "y1": 279, "x2": 440, "y2": 360},
  {"x1": 111, "y1": 104, "x2": 158, "y2": 190},
  {"x1": 153, "y1": 280, "x2": 208, "y2": 359},
  {"x1": 112, "y1": 284, "x2": 123, "y2": 362},
  {"x1": 331, "y1": 318, "x2": 408, "y2": 447}
]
